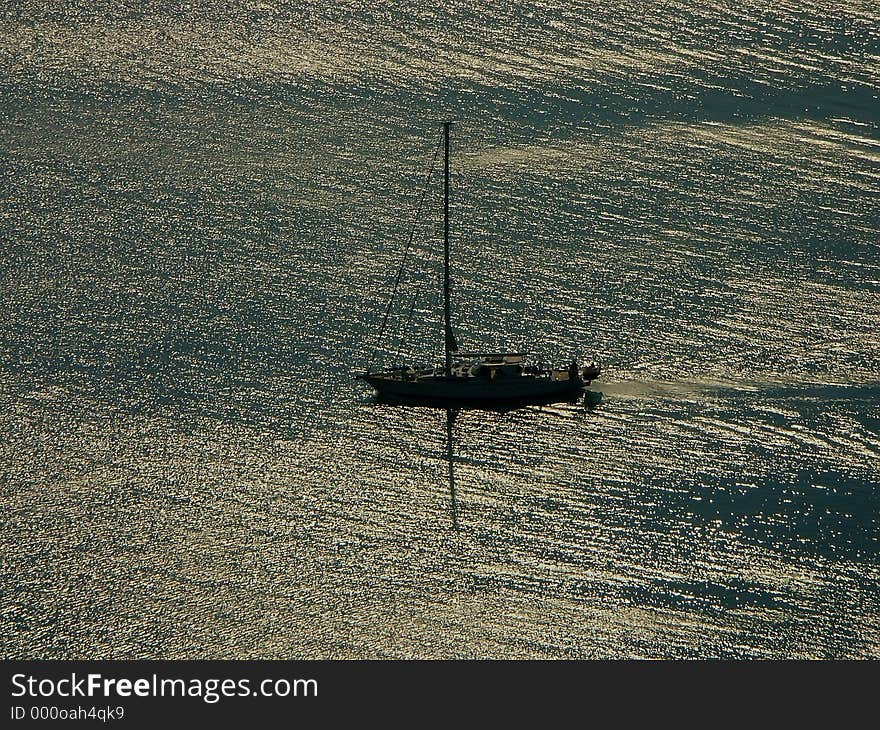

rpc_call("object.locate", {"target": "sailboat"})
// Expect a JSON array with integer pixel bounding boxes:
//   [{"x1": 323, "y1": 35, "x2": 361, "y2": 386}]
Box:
[{"x1": 357, "y1": 121, "x2": 601, "y2": 403}]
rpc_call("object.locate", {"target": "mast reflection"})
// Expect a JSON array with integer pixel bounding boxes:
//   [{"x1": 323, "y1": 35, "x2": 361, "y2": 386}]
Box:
[
  {"x1": 370, "y1": 389, "x2": 602, "y2": 529},
  {"x1": 446, "y1": 408, "x2": 458, "y2": 530}
]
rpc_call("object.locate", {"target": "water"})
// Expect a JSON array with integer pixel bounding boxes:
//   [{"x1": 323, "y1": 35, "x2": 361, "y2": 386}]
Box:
[{"x1": 1, "y1": 1, "x2": 878, "y2": 658}]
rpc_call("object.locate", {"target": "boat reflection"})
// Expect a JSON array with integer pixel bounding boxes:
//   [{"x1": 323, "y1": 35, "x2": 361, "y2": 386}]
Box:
[{"x1": 369, "y1": 389, "x2": 603, "y2": 529}]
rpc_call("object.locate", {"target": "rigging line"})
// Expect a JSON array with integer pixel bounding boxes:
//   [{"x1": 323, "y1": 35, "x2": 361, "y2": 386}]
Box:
[
  {"x1": 369, "y1": 132, "x2": 443, "y2": 367},
  {"x1": 394, "y1": 261, "x2": 440, "y2": 363},
  {"x1": 387, "y1": 252, "x2": 422, "y2": 361},
  {"x1": 394, "y1": 265, "x2": 429, "y2": 360}
]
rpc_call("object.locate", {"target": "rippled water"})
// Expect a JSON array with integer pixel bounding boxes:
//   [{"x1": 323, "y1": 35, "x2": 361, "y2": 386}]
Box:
[{"x1": 2, "y1": 1, "x2": 878, "y2": 658}]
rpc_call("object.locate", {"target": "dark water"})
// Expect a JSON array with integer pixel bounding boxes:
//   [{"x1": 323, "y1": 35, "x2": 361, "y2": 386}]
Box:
[{"x1": 1, "y1": 2, "x2": 878, "y2": 658}]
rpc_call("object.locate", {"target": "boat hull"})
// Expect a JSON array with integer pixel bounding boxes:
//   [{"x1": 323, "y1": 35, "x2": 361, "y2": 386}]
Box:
[{"x1": 360, "y1": 373, "x2": 585, "y2": 403}]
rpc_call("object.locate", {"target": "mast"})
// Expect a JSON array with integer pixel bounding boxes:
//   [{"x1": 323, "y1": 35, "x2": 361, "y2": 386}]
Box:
[{"x1": 442, "y1": 120, "x2": 457, "y2": 376}]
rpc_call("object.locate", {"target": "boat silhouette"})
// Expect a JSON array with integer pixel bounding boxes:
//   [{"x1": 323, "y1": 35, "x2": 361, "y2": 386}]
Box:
[{"x1": 358, "y1": 122, "x2": 601, "y2": 404}]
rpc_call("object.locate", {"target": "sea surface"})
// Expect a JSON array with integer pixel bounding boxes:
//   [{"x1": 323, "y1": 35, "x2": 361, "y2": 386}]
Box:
[{"x1": 1, "y1": 1, "x2": 878, "y2": 658}]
